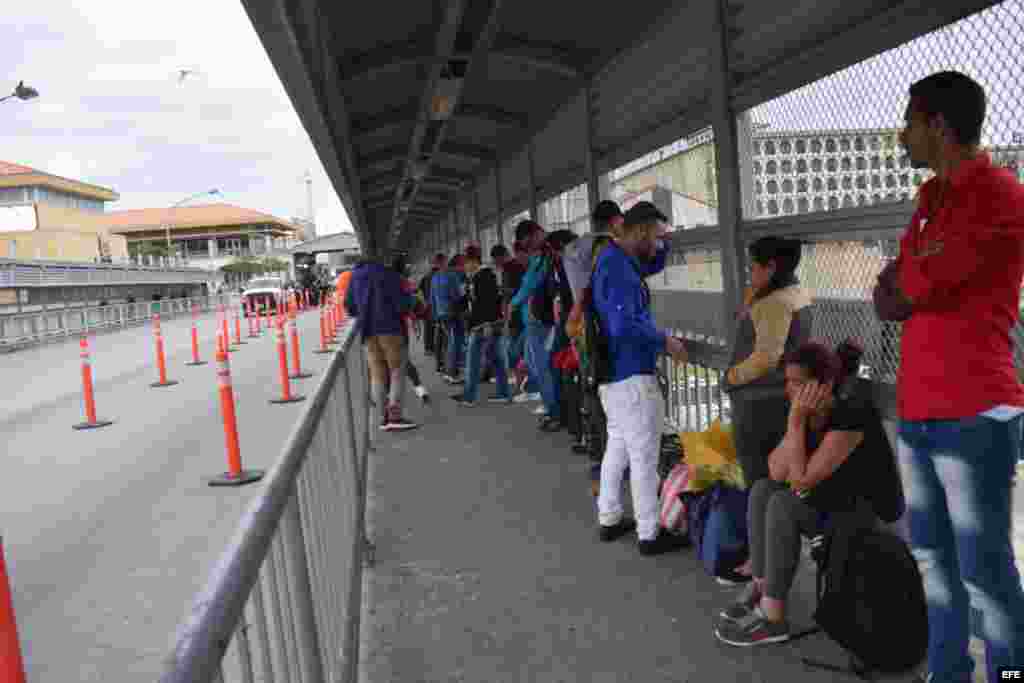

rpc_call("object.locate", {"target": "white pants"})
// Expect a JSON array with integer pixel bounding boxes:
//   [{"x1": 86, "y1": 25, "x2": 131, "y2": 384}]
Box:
[{"x1": 597, "y1": 374, "x2": 665, "y2": 541}]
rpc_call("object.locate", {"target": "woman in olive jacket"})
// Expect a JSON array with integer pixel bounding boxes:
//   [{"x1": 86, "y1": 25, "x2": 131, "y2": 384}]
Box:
[{"x1": 723, "y1": 237, "x2": 813, "y2": 489}]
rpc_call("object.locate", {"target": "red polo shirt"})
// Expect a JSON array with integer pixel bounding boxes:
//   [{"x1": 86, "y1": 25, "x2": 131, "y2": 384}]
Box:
[{"x1": 896, "y1": 153, "x2": 1024, "y2": 420}]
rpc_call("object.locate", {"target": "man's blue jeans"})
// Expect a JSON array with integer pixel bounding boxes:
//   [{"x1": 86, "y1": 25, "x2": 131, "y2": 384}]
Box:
[
  {"x1": 897, "y1": 414, "x2": 1024, "y2": 683},
  {"x1": 445, "y1": 317, "x2": 465, "y2": 377},
  {"x1": 461, "y1": 328, "x2": 511, "y2": 402},
  {"x1": 506, "y1": 329, "x2": 537, "y2": 393},
  {"x1": 526, "y1": 321, "x2": 558, "y2": 418}
]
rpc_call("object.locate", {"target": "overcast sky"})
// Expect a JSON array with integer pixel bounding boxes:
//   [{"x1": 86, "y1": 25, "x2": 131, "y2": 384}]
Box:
[{"x1": 2, "y1": 0, "x2": 353, "y2": 235}]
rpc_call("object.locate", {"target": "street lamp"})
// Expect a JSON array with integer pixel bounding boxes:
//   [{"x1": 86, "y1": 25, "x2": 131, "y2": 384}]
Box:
[
  {"x1": 165, "y1": 189, "x2": 221, "y2": 259},
  {"x1": 0, "y1": 81, "x2": 39, "y2": 104}
]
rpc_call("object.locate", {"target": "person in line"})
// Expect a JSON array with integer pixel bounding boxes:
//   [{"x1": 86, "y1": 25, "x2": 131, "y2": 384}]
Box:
[
  {"x1": 393, "y1": 253, "x2": 430, "y2": 405},
  {"x1": 592, "y1": 201, "x2": 688, "y2": 555},
  {"x1": 419, "y1": 254, "x2": 444, "y2": 356},
  {"x1": 509, "y1": 220, "x2": 562, "y2": 427},
  {"x1": 505, "y1": 240, "x2": 539, "y2": 402},
  {"x1": 721, "y1": 236, "x2": 812, "y2": 580},
  {"x1": 345, "y1": 256, "x2": 418, "y2": 431},
  {"x1": 429, "y1": 255, "x2": 457, "y2": 378},
  {"x1": 335, "y1": 267, "x2": 353, "y2": 322},
  {"x1": 565, "y1": 200, "x2": 625, "y2": 456},
  {"x1": 446, "y1": 254, "x2": 468, "y2": 383},
  {"x1": 490, "y1": 244, "x2": 530, "y2": 397},
  {"x1": 874, "y1": 70, "x2": 1024, "y2": 683},
  {"x1": 452, "y1": 245, "x2": 512, "y2": 406},
  {"x1": 715, "y1": 340, "x2": 895, "y2": 646},
  {"x1": 544, "y1": 228, "x2": 581, "y2": 432}
]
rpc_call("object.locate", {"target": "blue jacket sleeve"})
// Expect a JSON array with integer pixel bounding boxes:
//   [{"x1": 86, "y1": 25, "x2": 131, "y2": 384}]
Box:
[
  {"x1": 597, "y1": 258, "x2": 666, "y2": 354},
  {"x1": 510, "y1": 256, "x2": 547, "y2": 308}
]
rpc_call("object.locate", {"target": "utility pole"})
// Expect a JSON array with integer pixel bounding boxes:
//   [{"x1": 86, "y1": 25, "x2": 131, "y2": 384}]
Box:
[{"x1": 303, "y1": 170, "x2": 314, "y2": 236}]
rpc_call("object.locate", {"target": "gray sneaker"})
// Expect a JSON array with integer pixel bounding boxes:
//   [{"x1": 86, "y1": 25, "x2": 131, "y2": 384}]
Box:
[
  {"x1": 718, "y1": 582, "x2": 761, "y2": 624},
  {"x1": 715, "y1": 608, "x2": 790, "y2": 647}
]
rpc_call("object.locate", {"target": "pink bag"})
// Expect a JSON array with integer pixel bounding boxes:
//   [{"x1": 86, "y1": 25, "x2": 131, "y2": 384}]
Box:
[{"x1": 659, "y1": 463, "x2": 690, "y2": 533}]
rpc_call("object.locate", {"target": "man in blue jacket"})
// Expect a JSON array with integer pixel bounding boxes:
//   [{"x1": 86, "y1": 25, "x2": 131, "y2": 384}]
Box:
[
  {"x1": 345, "y1": 257, "x2": 418, "y2": 431},
  {"x1": 430, "y1": 256, "x2": 453, "y2": 375},
  {"x1": 592, "y1": 201, "x2": 689, "y2": 554}
]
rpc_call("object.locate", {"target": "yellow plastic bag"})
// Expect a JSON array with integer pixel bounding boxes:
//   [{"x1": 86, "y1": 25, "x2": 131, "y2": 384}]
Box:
[{"x1": 680, "y1": 420, "x2": 746, "y2": 493}]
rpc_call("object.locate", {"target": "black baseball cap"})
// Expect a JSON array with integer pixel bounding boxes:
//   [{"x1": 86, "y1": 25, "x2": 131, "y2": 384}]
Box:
[
  {"x1": 592, "y1": 199, "x2": 623, "y2": 224},
  {"x1": 622, "y1": 201, "x2": 668, "y2": 228},
  {"x1": 514, "y1": 219, "x2": 544, "y2": 243}
]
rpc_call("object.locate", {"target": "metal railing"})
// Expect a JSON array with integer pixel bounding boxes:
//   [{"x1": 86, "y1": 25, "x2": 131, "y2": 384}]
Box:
[
  {"x1": 160, "y1": 319, "x2": 372, "y2": 683},
  {"x1": 0, "y1": 293, "x2": 238, "y2": 350},
  {"x1": 0, "y1": 257, "x2": 212, "y2": 287}
]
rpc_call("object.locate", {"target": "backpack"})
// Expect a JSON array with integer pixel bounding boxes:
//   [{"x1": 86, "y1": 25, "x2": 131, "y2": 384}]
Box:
[
  {"x1": 683, "y1": 483, "x2": 749, "y2": 580},
  {"x1": 811, "y1": 510, "x2": 928, "y2": 675}
]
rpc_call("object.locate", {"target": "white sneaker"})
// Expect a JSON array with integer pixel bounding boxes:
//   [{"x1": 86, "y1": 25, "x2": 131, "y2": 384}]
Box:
[
  {"x1": 414, "y1": 385, "x2": 430, "y2": 403},
  {"x1": 514, "y1": 392, "x2": 540, "y2": 404},
  {"x1": 533, "y1": 405, "x2": 547, "y2": 416}
]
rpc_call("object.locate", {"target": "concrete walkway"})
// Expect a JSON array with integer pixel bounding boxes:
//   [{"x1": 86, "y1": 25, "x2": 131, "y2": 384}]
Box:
[{"x1": 361, "y1": 347, "x2": 927, "y2": 683}]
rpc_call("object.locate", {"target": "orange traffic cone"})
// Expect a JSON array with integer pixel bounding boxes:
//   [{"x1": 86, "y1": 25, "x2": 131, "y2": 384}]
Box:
[{"x1": 0, "y1": 539, "x2": 27, "y2": 683}]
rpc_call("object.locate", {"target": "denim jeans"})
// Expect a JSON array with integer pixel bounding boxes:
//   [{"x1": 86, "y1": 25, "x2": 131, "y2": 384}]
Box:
[
  {"x1": 897, "y1": 414, "x2": 1024, "y2": 683},
  {"x1": 461, "y1": 328, "x2": 511, "y2": 402},
  {"x1": 506, "y1": 329, "x2": 537, "y2": 393},
  {"x1": 445, "y1": 317, "x2": 465, "y2": 376},
  {"x1": 525, "y1": 321, "x2": 559, "y2": 418}
]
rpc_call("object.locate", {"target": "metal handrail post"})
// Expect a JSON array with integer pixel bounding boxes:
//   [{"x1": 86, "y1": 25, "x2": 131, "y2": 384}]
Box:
[
  {"x1": 235, "y1": 620, "x2": 256, "y2": 683},
  {"x1": 248, "y1": 580, "x2": 276, "y2": 683},
  {"x1": 280, "y1": 491, "x2": 326, "y2": 683}
]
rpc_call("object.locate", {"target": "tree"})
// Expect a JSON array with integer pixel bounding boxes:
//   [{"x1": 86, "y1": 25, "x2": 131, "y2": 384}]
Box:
[{"x1": 129, "y1": 241, "x2": 171, "y2": 259}]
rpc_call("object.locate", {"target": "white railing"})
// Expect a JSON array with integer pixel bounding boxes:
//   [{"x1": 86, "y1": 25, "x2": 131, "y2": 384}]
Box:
[
  {"x1": 0, "y1": 294, "x2": 238, "y2": 350},
  {"x1": 160, "y1": 320, "x2": 372, "y2": 683}
]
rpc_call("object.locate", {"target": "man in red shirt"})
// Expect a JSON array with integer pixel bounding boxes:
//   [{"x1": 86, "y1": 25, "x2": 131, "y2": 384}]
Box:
[{"x1": 877, "y1": 71, "x2": 1024, "y2": 683}]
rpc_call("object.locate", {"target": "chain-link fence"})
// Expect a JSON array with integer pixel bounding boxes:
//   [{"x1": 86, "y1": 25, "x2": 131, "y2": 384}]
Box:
[{"x1": 742, "y1": 0, "x2": 1024, "y2": 221}]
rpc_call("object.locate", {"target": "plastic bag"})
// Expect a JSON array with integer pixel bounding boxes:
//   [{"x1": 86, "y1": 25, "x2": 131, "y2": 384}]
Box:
[{"x1": 681, "y1": 419, "x2": 746, "y2": 492}]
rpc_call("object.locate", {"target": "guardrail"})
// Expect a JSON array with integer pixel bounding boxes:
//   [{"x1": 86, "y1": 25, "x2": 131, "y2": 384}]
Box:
[
  {"x1": 160, "y1": 319, "x2": 372, "y2": 683},
  {"x1": 0, "y1": 257, "x2": 212, "y2": 287},
  {"x1": 0, "y1": 294, "x2": 239, "y2": 351}
]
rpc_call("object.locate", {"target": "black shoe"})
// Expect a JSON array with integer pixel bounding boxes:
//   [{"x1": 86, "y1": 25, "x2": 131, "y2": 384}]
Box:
[
  {"x1": 599, "y1": 518, "x2": 637, "y2": 542},
  {"x1": 451, "y1": 395, "x2": 476, "y2": 407},
  {"x1": 539, "y1": 416, "x2": 563, "y2": 432},
  {"x1": 638, "y1": 529, "x2": 691, "y2": 556}
]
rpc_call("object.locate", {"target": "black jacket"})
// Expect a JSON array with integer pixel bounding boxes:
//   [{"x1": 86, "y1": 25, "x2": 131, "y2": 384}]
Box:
[
  {"x1": 502, "y1": 260, "x2": 527, "y2": 334},
  {"x1": 467, "y1": 267, "x2": 502, "y2": 330}
]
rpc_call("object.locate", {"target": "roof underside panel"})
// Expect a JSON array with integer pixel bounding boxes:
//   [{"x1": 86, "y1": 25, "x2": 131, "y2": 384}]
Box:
[{"x1": 243, "y1": 0, "x2": 1006, "y2": 256}]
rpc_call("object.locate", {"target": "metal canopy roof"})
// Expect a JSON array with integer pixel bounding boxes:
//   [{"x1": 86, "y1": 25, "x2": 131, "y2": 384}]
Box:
[{"x1": 241, "y1": 0, "x2": 999, "y2": 257}]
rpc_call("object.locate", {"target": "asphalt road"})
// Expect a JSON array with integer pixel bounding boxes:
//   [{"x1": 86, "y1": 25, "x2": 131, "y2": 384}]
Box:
[{"x1": 0, "y1": 306, "x2": 331, "y2": 681}]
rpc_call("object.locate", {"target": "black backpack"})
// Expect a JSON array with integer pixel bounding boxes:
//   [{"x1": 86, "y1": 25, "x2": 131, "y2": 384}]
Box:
[{"x1": 810, "y1": 510, "x2": 928, "y2": 675}]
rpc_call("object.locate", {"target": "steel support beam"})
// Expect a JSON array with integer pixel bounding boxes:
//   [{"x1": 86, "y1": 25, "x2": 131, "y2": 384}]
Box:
[
  {"x1": 494, "y1": 164, "x2": 504, "y2": 246},
  {"x1": 395, "y1": 0, "x2": 505, "y2": 240},
  {"x1": 582, "y1": 82, "x2": 600, "y2": 224},
  {"x1": 340, "y1": 36, "x2": 584, "y2": 83},
  {"x1": 709, "y1": 0, "x2": 746, "y2": 347},
  {"x1": 351, "y1": 103, "x2": 528, "y2": 139},
  {"x1": 472, "y1": 184, "x2": 481, "y2": 248},
  {"x1": 527, "y1": 141, "x2": 538, "y2": 220}
]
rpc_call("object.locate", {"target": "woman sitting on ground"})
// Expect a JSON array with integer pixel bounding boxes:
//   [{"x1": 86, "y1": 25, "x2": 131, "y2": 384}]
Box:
[{"x1": 714, "y1": 339, "x2": 894, "y2": 647}]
